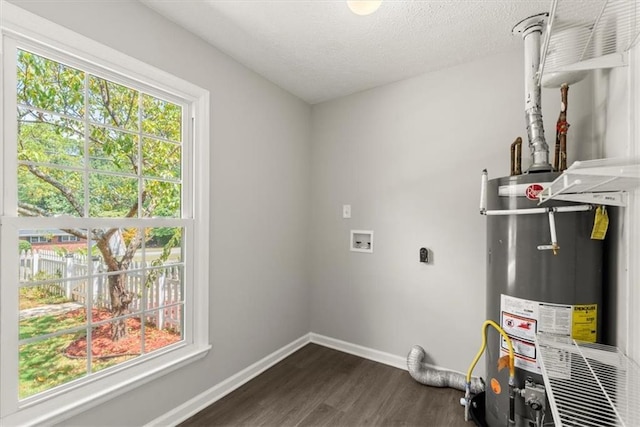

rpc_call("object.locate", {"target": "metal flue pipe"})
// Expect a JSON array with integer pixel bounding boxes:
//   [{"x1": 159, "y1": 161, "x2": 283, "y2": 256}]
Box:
[{"x1": 513, "y1": 14, "x2": 552, "y2": 173}]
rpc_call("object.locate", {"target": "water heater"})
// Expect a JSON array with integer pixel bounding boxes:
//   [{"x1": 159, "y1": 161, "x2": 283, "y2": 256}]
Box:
[{"x1": 484, "y1": 172, "x2": 603, "y2": 426}]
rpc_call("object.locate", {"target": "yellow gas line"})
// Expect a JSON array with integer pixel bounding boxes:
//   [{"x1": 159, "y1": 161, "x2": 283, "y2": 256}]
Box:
[
  {"x1": 464, "y1": 320, "x2": 516, "y2": 423},
  {"x1": 467, "y1": 319, "x2": 515, "y2": 382}
]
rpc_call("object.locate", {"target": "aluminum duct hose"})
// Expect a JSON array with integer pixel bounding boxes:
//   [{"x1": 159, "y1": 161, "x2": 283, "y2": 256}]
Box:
[{"x1": 407, "y1": 345, "x2": 484, "y2": 394}]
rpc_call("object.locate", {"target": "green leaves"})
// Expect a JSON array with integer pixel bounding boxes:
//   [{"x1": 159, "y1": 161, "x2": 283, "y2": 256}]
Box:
[
  {"x1": 90, "y1": 125, "x2": 138, "y2": 173},
  {"x1": 18, "y1": 165, "x2": 84, "y2": 216},
  {"x1": 17, "y1": 50, "x2": 85, "y2": 118},
  {"x1": 18, "y1": 108, "x2": 84, "y2": 166},
  {"x1": 88, "y1": 76, "x2": 138, "y2": 131},
  {"x1": 89, "y1": 174, "x2": 138, "y2": 217},
  {"x1": 142, "y1": 94, "x2": 182, "y2": 142},
  {"x1": 142, "y1": 137, "x2": 181, "y2": 180}
]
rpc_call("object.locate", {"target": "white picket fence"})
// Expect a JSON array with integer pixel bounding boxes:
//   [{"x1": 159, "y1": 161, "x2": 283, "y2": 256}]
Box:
[{"x1": 19, "y1": 249, "x2": 182, "y2": 330}]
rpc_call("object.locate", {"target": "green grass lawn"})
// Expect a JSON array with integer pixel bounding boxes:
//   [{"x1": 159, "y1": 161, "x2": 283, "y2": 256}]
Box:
[
  {"x1": 19, "y1": 311, "x2": 86, "y2": 340},
  {"x1": 19, "y1": 313, "x2": 124, "y2": 399},
  {"x1": 19, "y1": 331, "x2": 90, "y2": 398},
  {"x1": 19, "y1": 285, "x2": 69, "y2": 310}
]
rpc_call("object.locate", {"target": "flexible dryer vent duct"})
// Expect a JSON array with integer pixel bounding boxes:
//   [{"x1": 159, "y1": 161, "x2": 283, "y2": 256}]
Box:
[
  {"x1": 513, "y1": 13, "x2": 552, "y2": 173},
  {"x1": 407, "y1": 345, "x2": 484, "y2": 394}
]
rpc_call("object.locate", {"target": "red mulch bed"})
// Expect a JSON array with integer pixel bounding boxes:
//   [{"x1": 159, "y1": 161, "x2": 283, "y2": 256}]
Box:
[{"x1": 63, "y1": 308, "x2": 181, "y2": 359}]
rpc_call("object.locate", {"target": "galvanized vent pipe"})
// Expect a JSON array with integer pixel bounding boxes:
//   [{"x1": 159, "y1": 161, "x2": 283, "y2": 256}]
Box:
[{"x1": 513, "y1": 14, "x2": 552, "y2": 173}]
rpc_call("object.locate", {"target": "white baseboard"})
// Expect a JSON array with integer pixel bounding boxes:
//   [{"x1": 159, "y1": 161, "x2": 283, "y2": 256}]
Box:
[
  {"x1": 145, "y1": 334, "x2": 311, "y2": 427},
  {"x1": 146, "y1": 333, "x2": 420, "y2": 427},
  {"x1": 309, "y1": 333, "x2": 408, "y2": 371}
]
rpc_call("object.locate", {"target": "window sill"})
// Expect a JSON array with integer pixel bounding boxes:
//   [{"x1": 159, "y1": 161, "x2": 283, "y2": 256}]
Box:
[{"x1": 2, "y1": 344, "x2": 211, "y2": 427}]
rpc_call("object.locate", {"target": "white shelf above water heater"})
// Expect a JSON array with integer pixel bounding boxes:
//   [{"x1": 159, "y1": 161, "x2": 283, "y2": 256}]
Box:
[
  {"x1": 538, "y1": 158, "x2": 640, "y2": 207},
  {"x1": 539, "y1": 0, "x2": 640, "y2": 87},
  {"x1": 535, "y1": 334, "x2": 640, "y2": 427}
]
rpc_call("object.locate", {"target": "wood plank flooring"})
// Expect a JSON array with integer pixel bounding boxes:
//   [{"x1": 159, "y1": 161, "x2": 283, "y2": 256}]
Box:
[{"x1": 180, "y1": 343, "x2": 470, "y2": 426}]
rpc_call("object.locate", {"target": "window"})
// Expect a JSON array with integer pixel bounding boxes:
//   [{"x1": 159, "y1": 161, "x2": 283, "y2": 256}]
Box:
[
  {"x1": 1, "y1": 4, "x2": 210, "y2": 425},
  {"x1": 28, "y1": 236, "x2": 51, "y2": 244}
]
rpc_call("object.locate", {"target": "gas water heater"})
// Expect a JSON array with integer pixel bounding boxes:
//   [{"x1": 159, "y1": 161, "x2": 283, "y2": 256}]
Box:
[
  {"x1": 479, "y1": 14, "x2": 604, "y2": 427},
  {"x1": 484, "y1": 172, "x2": 603, "y2": 426}
]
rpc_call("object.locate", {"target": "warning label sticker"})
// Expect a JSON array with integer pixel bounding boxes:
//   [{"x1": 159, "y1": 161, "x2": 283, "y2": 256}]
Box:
[
  {"x1": 501, "y1": 312, "x2": 537, "y2": 342},
  {"x1": 501, "y1": 335, "x2": 536, "y2": 359},
  {"x1": 500, "y1": 295, "x2": 598, "y2": 374},
  {"x1": 572, "y1": 304, "x2": 597, "y2": 342},
  {"x1": 542, "y1": 347, "x2": 572, "y2": 380},
  {"x1": 538, "y1": 302, "x2": 572, "y2": 335}
]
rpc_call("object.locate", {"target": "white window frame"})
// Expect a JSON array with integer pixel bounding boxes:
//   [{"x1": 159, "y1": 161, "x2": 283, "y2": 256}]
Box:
[{"x1": 0, "y1": 3, "x2": 211, "y2": 425}]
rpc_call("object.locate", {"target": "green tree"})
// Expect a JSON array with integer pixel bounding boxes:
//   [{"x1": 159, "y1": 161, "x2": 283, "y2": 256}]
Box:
[{"x1": 17, "y1": 50, "x2": 182, "y2": 341}]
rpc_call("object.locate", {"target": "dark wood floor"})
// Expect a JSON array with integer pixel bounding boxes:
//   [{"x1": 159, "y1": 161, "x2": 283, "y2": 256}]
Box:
[{"x1": 180, "y1": 343, "x2": 470, "y2": 426}]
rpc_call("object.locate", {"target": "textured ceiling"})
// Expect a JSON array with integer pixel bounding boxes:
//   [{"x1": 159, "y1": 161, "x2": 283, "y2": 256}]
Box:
[{"x1": 140, "y1": 0, "x2": 554, "y2": 104}]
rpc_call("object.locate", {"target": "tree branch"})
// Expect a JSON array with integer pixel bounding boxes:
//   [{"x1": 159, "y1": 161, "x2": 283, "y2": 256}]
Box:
[
  {"x1": 121, "y1": 230, "x2": 144, "y2": 270},
  {"x1": 100, "y1": 81, "x2": 122, "y2": 128},
  {"x1": 96, "y1": 237, "x2": 119, "y2": 272},
  {"x1": 18, "y1": 202, "x2": 52, "y2": 217},
  {"x1": 26, "y1": 164, "x2": 84, "y2": 216}
]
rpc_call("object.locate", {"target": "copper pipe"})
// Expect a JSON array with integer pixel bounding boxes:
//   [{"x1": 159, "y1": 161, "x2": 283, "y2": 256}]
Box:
[
  {"x1": 554, "y1": 84, "x2": 570, "y2": 171},
  {"x1": 510, "y1": 137, "x2": 523, "y2": 176}
]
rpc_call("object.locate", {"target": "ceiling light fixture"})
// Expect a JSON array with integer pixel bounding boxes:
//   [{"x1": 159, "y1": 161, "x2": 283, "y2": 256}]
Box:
[{"x1": 347, "y1": 0, "x2": 382, "y2": 16}]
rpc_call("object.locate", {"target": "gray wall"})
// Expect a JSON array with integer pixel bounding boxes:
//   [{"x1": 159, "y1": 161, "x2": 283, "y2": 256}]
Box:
[
  {"x1": 7, "y1": 1, "x2": 312, "y2": 425},
  {"x1": 309, "y1": 49, "x2": 597, "y2": 375}
]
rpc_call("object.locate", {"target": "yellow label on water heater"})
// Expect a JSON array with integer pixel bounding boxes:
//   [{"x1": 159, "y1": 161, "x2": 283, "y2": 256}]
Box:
[
  {"x1": 572, "y1": 304, "x2": 597, "y2": 342},
  {"x1": 591, "y1": 206, "x2": 609, "y2": 240}
]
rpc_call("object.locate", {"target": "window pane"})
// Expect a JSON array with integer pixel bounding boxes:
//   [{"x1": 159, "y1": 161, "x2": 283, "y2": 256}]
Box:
[
  {"x1": 18, "y1": 108, "x2": 84, "y2": 167},
  {"x1": 19, "y1": 283, "x2": 87, "y2": 339},
  {"x1": 18, "y1": 231, "x2": 89, "y2": 277},
  {"x1": 90, "y1": 227, "x2": 144, "y2": 265},
  {"x1": 92, "y1": 269, "x2": 143, "y2": 322},
  {"x1": 143, "y1": 180, "x2": 181, "y2": 218},
  {"x1": 144, "y1": 265, "x2": 183, "y2": 312},
  {"x1": 89, "y1": 173, "x2": 137, "y2": 217},
  {"x1": 89, "y1": 125, "x2": 139, "y2": 174},
  {"x1": 17, "y1": 50, "x2": 84, "y2": 118},
  {"x1": 143, "y1": 309, "x2": 183, "y2": 351},
  {"x1": 141, "y1": 94, "x2": 181, "y2": 142},
  {"x1": 88, "y1": 76, "x2": 138, "y2": 131},
  {"x1": 18, "y1": 165, "x2": 84, "y2": 217},
  {"x1": 142, "y1": 137, "x2": 180, "y2": 180},
  {"x1": 145, "y1": 227, "x2": 183, "y2": 265},
  {"x1": 87, "y1": 316, "x2": 141, "y2": 374},
  {"x1": 19, "y1": 332, "x2": 88, "y2": 399}
]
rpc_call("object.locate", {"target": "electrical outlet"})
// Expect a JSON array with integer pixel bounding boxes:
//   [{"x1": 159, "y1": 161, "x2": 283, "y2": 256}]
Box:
[{"x1": 343, "y1": 204, "x2": 351, "y2": 218}]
